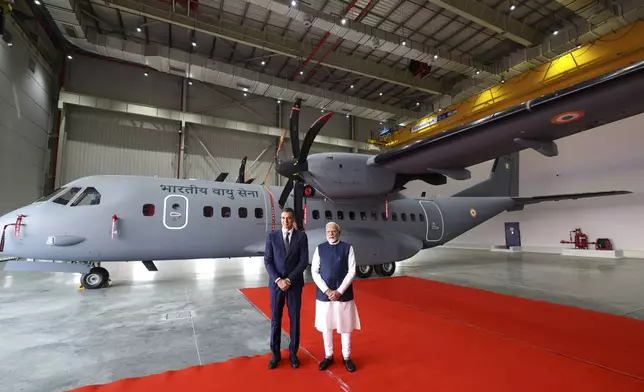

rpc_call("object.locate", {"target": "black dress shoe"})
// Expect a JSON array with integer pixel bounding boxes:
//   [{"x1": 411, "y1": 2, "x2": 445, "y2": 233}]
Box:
[
  {"x1": 343, "y1": 358, "x2": 356, "y2": 372},
  {"x1": 290, "y1": 354, "x2": 300, "y2": 368},
  {"x1": 319, "y1": 357, "x2": 333, "y2": 371},
  {"x1": 268, "y1": 357, "x2": 280, "y2": 369}
]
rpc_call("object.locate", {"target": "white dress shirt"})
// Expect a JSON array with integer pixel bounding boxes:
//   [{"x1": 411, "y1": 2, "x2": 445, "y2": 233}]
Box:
[{"x1": 275, "y1": 227, "x2": 294, "y2": 283}]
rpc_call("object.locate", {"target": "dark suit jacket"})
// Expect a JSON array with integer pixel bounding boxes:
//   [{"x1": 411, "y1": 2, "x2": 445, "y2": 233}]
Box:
[{"x1": 264, "y1": 229, "x2": 309, "y2": 289}]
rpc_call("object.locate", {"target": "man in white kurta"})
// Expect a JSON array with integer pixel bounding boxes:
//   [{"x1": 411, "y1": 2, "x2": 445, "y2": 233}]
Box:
[{"x1": 311, "y1": 222, "x2": 361, "y2": 372}]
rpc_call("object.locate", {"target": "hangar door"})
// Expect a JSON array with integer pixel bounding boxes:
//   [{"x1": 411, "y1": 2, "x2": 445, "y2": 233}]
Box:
[{"x1": 61, "y1": 107, "x2": 180, "y2": 185}]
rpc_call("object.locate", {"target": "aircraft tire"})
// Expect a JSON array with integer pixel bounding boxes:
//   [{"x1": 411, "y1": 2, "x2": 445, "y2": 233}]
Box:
[
  {"x1": 374, "y1": 262, "x2": 396, "y2": 277},
  {"x1": 356, "y1": 265, "x2": 373, "y2": 279},
  {"x1": 81, "y1": 267, "x2": 110, "y2": 289}
]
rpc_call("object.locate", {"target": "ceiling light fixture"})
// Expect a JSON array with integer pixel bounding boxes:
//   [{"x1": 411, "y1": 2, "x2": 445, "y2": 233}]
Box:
[{"x1": 137, "y1": 27, "x2": 142, "y2": 32}]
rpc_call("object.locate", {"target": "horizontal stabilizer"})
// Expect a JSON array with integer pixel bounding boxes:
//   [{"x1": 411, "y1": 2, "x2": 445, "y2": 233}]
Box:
[{"x1": 512, "y1": 190, "x2": 631, "y2": 206}]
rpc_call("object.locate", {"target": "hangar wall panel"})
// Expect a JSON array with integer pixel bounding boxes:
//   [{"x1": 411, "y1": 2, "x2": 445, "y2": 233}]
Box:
[
  {"x1": 185, "y1": 125, "x2": 277, "y2": 184},
  {"x1": 62, "y1": 107, "x2": 180, "y2": 183},
  {"x1": 64, "y1": 56, "x2": 182, "y2": 110},
  {"x1": 402, "y1": 113, "x2": 644, "y2": 255},
  {"x1": 0, "y1": 38, "x2": 54, "y2": 214}
]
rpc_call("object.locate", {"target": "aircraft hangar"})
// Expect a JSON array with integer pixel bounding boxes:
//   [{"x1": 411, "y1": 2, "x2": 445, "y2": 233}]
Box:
[{"x1": 1, "y1": 0, "x2": 644, "y2": 390}]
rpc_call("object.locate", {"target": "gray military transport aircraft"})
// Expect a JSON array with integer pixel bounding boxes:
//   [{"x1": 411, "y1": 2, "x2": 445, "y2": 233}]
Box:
[{"x1": 1, "y1": 59, "x2": 643, "y2": 289}]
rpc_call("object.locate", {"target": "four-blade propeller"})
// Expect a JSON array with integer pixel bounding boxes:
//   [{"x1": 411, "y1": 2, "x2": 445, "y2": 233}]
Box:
[{"x1": 275, "y1": 98, "x2": 333, "y2": 231}]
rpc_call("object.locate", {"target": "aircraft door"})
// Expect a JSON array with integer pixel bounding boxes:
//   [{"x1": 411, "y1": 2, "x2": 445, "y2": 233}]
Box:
[
  {"x1": 419, "y1": 200, "x2": 443, "y2": 242},
  {"x1": 163, "y1": 195, "x2": 189, "y2": 230}
]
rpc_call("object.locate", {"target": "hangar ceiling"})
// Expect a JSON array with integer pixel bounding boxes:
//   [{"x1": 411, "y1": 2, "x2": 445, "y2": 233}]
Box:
[{"x1": 13, "y1": 0, "x2": 644, "y2": 125}]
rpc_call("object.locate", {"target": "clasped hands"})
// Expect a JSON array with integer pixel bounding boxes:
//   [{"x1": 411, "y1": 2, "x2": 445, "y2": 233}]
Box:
[
  {"x1": 277, "y1": 278, "x2": 291, "y2": 291},
  {"x1": 324, "y1": 289, "x2": 341, "y2": 301}
]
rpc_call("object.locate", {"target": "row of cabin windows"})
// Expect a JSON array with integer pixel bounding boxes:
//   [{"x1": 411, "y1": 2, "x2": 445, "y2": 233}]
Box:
[
  {"x1": 142, "y1": 204, "x2": 422, "y2": 222},
  {"x1": 312, "y1": 210, "x2": 424, "y2": 222},
  {"x1": 141, "y1": 204, "x2": 264, "y2": 219}
]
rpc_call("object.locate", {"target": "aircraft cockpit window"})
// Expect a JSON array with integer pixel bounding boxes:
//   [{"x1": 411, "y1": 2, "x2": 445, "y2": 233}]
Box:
[
  {"x1": 392, "y1": 213, "x2": 398, "y2": 221},
  {"x1": 349, "y1": 212, "x2": 356, "y2": 220},
  {"x1": 203, "y1": 206, "x2": 214, "y2": 217},
  {"x1": 70, "y1": 187, "x2": 102, "y2": 206},
  {"x1": 325, "y1": 210, "x2": 332, "y2": 220},
  {"x1": 410, "y1": 213, "x2": 416, "y2": 222},
  {"x1": 221, "y1": 207, "x2": 231, "y2": 218},
  {"x1": 52, "y1": 187, "x2": 81, "y2": 205},
  {"x1": 401, "y1": 213, "x2": 407, "y2": 222},
  {"x1": 239, "y1": 207, "x2": 248, "y2": 218},
  {"x1": 371, "y1": 212, "x2": 377, "y2": 220},
  {"x1": 255, "y1": 208, "x2": 264, "y2": 219},
  {"x1": 33, "y1": 187, "x2": 65, "y2": 203},
  {"x1": 337, "y1": 211, "x2": 344, "y2": 220},
  {"x1": 312, "y1": 210, "x2": 320, "y2": 220},
  {"x1": 419, "y1": 214, "x2": 425, "y2": 222},
  {"x1": 360, "y1": 212, "x2": 367, "y2": 221}
]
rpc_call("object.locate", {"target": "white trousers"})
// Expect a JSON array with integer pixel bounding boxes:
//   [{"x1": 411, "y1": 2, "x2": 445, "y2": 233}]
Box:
[{"x1": 322, "y1": 329, "x2": 351, "y2": 359}]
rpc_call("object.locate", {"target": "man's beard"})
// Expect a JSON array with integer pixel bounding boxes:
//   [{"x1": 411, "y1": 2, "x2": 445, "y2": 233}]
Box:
[{"x1": 327, "y1": 237, "x2": 338, "y2": 244}]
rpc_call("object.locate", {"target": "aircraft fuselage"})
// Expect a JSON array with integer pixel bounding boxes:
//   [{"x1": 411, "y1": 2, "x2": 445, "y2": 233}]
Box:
[{"x1": 0, "y1": 175, "x2": 514, "y2": 266}]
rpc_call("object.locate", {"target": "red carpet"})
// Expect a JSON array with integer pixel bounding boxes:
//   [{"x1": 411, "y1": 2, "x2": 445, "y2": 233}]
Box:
[{"x1": 71, "y1": 276, "x2": 644, "y2": 391}]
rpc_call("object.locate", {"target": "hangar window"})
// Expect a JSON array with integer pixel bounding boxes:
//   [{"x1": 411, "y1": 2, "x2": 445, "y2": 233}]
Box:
[
  {"x1": 360, "y1": 211, "x2": 367, "y2": 220},
  {"x1": 221, "y1": 207, "x2": 231, "y2": 218},
  {"x1": 337, "y1": 211, "x2": 344, "y2": 220},
  {"x1": 410, "y1": 213, "x2": 416, "y2": 222},
  {"x1": 52, "y1": 187, "x2": 81, "y2": 205},
  {"x1": 312, "y1": 210, "x2": 320, "y2": 220},
  {"x1": 349, "y1": 211, "x2": 356, "y2": 220},
  {"x1": 371, "y1": 211, "x2": 377, "y2": 220},
  {"x1": 239, "y1": 207, "x2": 248, "y2": 218},
  {"x1": 391, "y1": 213, "x2": 398, "y2": 221},
  {"x1": 401, "y1": 213, "x2": 407, "y2": 222},
  {"x1": 142, "y1": 204, "x2": 155, "y2": 216},
  {"x1": 381, "y1": 212, "x2": 388, "y2": 221},
  {"x1": 419, "y1": 214, "x2": 425, "y2": 222},
  {"x1": 325, "y1": 210, "x2": 332, "y2": 220},
  {"x1": 71, "y1": 187, "x2": 101, "y2": 206},
  {"x1": 255, "y1": 208, "x2": 264, "y2": 219},
  {"x1": 203, "y1": 206, "x2": 214, "y2": 217}
]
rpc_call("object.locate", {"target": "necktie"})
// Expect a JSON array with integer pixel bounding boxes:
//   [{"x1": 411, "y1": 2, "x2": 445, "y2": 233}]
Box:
[{"x1": 285, "y1": 232, "x2": 290, "y2": 249}]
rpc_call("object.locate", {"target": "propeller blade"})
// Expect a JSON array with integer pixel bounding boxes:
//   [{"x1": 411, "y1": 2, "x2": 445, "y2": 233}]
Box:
[
  {"x1": 298, "y1": 112, "x2": 334, "y2": 164},
  {"x1": 236, "y1": 156, "x2": 248, "y2": 183},
  {"x1": 215, "y1": 173, "x2": 228, "y2": 182},
  {"x1": 289, "y1": 99, "x2": 302, "y2": 159},
  {"x1": 278, "y1": 179, "x2": 294, "y2": 209},
  {"x1": 293, "y1": 182, "x2": 305, "y2": 231}
]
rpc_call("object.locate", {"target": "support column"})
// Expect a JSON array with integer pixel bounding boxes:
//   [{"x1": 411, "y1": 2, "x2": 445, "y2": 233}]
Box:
[
  {"x1": 54, "y1": 105, "x2": 67, "y2": 189},
  {"x1": 349, "y1": 115, "x2": 358, "y2": 153},
  {"x1": 177, "y1": 77, "x2": 188, "y2": 179},
  {"x1": 275, "y1": 101, "x2": 282, "y2": 186}
]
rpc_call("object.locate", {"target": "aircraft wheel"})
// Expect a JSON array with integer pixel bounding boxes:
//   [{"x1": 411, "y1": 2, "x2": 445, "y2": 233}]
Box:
[
  {"x1": 374, "y1": 262, "x2": 396, "y2": 277},
  {"x1": 81, "y1": 267, "x2": 110, "y2": 289},
  {"x1": 356, "y1": 265, "x2": 373, "y2": 279}
]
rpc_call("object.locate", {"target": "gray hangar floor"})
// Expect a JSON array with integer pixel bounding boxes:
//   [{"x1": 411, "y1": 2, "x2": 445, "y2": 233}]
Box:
[{"x1": 1, "y1": 248, "x2": 643, "y2": 392}]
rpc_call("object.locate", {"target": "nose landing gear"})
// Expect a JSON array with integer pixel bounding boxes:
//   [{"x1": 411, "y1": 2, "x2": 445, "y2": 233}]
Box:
[{"x1": 80, "y1": 264, "x2": 110, "y2": 290}]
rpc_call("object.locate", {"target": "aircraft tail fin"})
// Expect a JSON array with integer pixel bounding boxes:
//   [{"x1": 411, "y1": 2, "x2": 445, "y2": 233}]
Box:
[
  {"x1": 512, "y1": 190, "x2": 631, "y2": 206},
  {"x1": 453, "y1": 153, "x2": 519, "y2": 198}
]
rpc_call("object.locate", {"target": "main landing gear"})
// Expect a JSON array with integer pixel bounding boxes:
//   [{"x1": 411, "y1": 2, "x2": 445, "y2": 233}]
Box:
[
  {"x1": 80, "y1": 264, "x2": 110, "y2": 290},
  {"x1": 355, "y1": 262, "x2": 396, "y2": 279}
]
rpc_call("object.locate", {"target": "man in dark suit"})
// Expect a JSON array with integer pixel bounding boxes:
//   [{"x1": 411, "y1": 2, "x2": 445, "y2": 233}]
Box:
[{"x1": 264, "y1": 207, "x2": 309, "y2": 369}]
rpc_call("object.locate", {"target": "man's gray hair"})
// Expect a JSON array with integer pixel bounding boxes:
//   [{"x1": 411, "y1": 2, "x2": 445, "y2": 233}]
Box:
[{"x1": 325, "y1": 221, "x2": 341, "y2": 231}]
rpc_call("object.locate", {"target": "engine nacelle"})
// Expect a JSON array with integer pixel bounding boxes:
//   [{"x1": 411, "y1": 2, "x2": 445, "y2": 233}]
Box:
[{"x1": 303, "y1": 153, "x2": 396, "y2": 199}]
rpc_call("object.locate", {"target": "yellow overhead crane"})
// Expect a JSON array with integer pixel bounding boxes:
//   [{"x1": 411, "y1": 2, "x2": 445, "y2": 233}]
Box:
[{"x1": 374, "y1": 21, "x2": 644, "y2": 149}]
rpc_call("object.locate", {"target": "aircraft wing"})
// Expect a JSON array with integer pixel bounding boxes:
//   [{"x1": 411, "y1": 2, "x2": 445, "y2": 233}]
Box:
[
  {"x1": 512, "y1": 190, "x2": 632, "y2": 206},
  {"x1": 369, "y1": 60, "x2": 644, "y2": 176}
]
